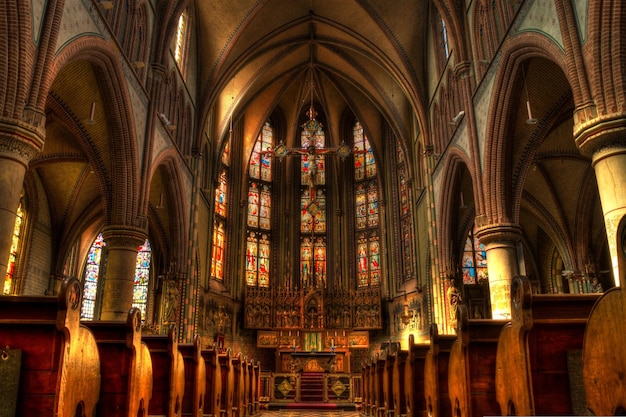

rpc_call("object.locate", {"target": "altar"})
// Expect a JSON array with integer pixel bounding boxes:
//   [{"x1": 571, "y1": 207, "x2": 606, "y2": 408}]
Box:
[{"x1": 277, "y1": 349, "x2": 350, "y2": 374}]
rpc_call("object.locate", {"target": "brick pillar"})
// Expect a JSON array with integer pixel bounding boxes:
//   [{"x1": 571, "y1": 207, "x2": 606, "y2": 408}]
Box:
[
  {"x1": 475, "y1": 223, "x2": 522, "y2": 320},
  {"x1": 100, "y1": 226, "x2": 147, "y2": 320},
  {"x1": 0, "y1": 120, "x2": 43, "y2": 291}
]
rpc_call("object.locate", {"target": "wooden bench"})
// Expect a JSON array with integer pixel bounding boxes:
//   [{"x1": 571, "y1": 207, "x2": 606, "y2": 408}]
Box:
[
  {"x1": 143, "y1": 324, "x2": 186, "y2": 417},
  {"x1": 250, "y1": 360, "x2": 260, "y2": 414},
  {"x1": 583, "y1": 286, "x2": 626, "y2": 416},
  {"x1": 448, "y1": 304, "x2": 506, "y2": 417},
  {"x1": 179, "y1": 335, "x2": 206, "y2": 417},
  {"x1": 388, "y1": 342, "x2": 408, "y2": 417},
  {"x1": 373, "y1": 353, "x2": 386, "y2": 417},
  {"x1": 423, "y1": 324, "x2": 455, "y2": 417},
  {"x1": 84, "y1": 307, "x2": 152, "y2": 417},
  {"x1": 0, "y1": 277, "x2": 100, "y2": 417},
  {"x1": 404, "y1": 334, "x2": 429, "y2": 417},
  {"x1": 496, "y1": 275, "x2": 600, "y2": 415},
  {"x1": 201, "y1": 345, "x2": 222, "y2": 416},
  {"x1": 361, "y1": 360, "x2": 373, "y2": 415},
  {"x1": 381, "y1": 345, "x2": 396, "y2": 417},
  {"x1": 231, "y1": 353, "x2": 245, "y2": 417},
  {"x1": 217, "y1": 349, "x2": 235, "y2": 417}
]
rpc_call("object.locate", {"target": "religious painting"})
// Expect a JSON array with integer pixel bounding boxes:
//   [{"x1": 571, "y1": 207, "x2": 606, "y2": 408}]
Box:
[
  {"x1": 348, "y1": 331, "x2": 369, "y2": 348},
  {"x1": 257, "y1": 331, "x2": 279, "y2": 348}
]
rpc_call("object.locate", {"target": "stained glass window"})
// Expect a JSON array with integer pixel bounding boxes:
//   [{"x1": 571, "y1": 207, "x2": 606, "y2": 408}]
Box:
[
  {"x1": 174, "y1": 9, "x2": 190, "y2": 75},
  {"x1": 4, "y1": 200, "x2": 23, "y2": 294},
  {"x1": 441, "y1": 18, "x2": 450, "y2": 59},
  {"x1": 212, "y1": 134, "x2": 229, "y2": 282},
  {"x1": 247, "y1": 183, "x2": 260, "y2": 228},
  {"x1": 299, "y1": 113, "x2": 327, "y2": 287},
  {"x1": 133, "y1": 240, "x2": 151, "y2": 320},
  {"x1": 367, "y1": 183, "x2": 379, "y2": 227},
  {"x1": 245, "y1": 121, "x2": 273, "y2": 287},
  {"x1": 356, "y1": 234, "x2": 381, "y2": 287},
  {"x1": 258, "y1": 234, "x2": 270, "y2": 286},
  {"x1": 300, "y1": 237, "x2": 313, "y2": 286},
  {"x1": 354, "y1": 122, "x2": 381, "y2": 287},
  {"x1": 259, "y1": 185, "x2": 271, "y2": 230},
  {"x1": 222, "y1": 139, "x2": 230, "y2": 166},
  {"x1": 245, "y1": 233, "x2": 258, "y2": 285},
  {"x1": 250, "y1": 121, "x2": 273, "y2": 181},
  {"x1": 215, "y1": 169, "x2": 227, "y2": 217},
  {"x1": 369, "y1": 236, "x2": 381, "y2": 285},
  {"x1": 81, "y1": 233, "x2": 105, "y2": 320},
  {"x1": 313, "y1": 237, "x2": 326, "y2": 287},
  {"x1": 211, "y1": 221, "x2": 225, "y2": 280},
  {"x1": 461, "y1": 225, "x2": 488, "y2": 284},
  {"x1": 356, "y1": 236, "x2": 369, "y2": 287}
]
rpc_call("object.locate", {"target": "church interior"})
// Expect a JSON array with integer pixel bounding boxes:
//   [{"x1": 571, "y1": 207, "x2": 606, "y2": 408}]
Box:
[{"x1": 2, "y1": 1, "x2": 626, "y2": 416}]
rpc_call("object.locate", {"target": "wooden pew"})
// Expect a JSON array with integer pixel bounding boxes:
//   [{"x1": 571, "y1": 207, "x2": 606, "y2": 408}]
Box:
[
  {"x1": 179, "y1": 335, "x2": 207, "y2": 417},
  {"x1": 583, "y1": 286, "x2": 626, "y2": 416},
  {"x1": 373, "y1": 353, "x2": 386, "y2": 417},
  {"x1": 202, "y1": 345, "x2": 222, "y2": 416},
  {"x1": 0, "y1": 277, "x2": 100, "y2": 417},
  {"x1": 448, "y1": 304, "x2": 506, "y2": 417},
  {"x1": 496, "y1": 275, "x2": 600, "y2": 415},
  {"x1": 361, "y1": 360, "x2": 371, "y2": 415},
  {"x1": 143, "y1": 324, "x2": 186, "y2": 417},
  {"x1": 217, "y1": 349, "x2": 235, "y2": 417},
  {"x1": 423, "y1": 324, "x2": 455, "y2": 417},
  {"x1": 381, "y1": 345, "x2": 395, "y2": 417},
  {"x1": 231, "y1": 353, "x2": 245, "y2": 417},
  {"x1": 389, "y1": 342, "x2": 408, "y2": 417},
  {"x1": 243, "y1": 358, "x2": 251, "y2": 416},
  {"x1": 250, "y1": 360, "x2": 260, "y2": 414},
  {"x1": 404, "y1": 334, "x2": 429, "y2": 417},
  {"x1": 85, "y1": 307, "x2": 153, "y2": 417}
]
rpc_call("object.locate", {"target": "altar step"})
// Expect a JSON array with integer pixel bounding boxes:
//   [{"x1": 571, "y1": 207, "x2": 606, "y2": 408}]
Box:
[{"x1": 299, "y1": 372, "x2": 325, "y2": 402}]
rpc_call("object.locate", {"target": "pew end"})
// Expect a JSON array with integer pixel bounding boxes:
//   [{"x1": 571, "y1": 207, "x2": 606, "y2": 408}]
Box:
[{"x1": 0, "y1": 277, "x2": 101, "y2": 416}]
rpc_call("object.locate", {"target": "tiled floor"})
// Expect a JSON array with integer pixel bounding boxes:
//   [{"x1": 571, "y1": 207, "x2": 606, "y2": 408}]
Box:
[{"x1": 257, "y1": 411, "x2": 360, "y2": 417}]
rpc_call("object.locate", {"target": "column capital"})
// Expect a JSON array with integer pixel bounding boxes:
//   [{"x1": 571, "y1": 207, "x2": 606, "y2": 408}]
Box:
[
  {"x1": 101, "y1": 225, "x2": 147, "y2": 249},
  {"x1": 0, "y1": 118, "x2": 45, "y2": 166},
  {"x1": 574, "y1": 113, "x2": 626, "y2": 157},
  {"x1": 474, "y1": 222, "x2": 522, "y2": 245}
]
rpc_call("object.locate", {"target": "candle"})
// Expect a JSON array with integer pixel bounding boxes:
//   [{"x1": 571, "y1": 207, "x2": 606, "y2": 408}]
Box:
[{"x1": 331, "y1": 339, "x2": 334, "y2": 347}]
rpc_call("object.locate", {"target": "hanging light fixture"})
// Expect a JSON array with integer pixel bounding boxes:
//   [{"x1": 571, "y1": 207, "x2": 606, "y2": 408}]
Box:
[{"x1": 522, "y1": 63, "x2": 538, "y2": 125}]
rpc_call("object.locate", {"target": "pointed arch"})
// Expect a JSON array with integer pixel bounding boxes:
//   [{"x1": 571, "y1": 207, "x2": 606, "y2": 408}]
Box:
[
  {"x1": 53, "y1": 36, "x2": 141, "y2": 226},
  {"x1": 482, "y1": 34, "x2": 568, "y2": 225}
]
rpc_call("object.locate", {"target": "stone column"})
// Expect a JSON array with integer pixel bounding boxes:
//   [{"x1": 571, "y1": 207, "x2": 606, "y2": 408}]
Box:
[
  {"x1": 0, "y1": 120, "x2": 44, "y2": 291},
  {"x1": 576, "y1": 117, "x2": 626, "y2": 287},
  {"x1": 475, "y1": 223, "x2": 522, "y2": 320},
  {"x1": 588, "y1": 146, "x2": 626, "y2": 286},
  {"x1": 100, "y1": 225, "x2": 147, "y2": 320}
]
